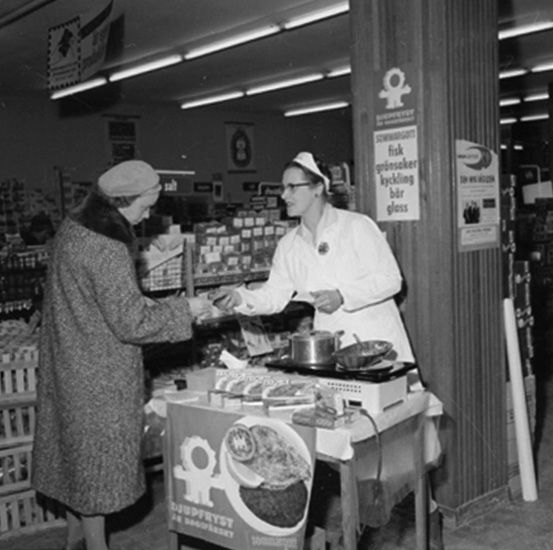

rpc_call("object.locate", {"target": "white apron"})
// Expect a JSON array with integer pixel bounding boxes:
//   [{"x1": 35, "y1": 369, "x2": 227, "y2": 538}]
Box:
[{"x1": 236, "y1": 206, "x2": 414, "y2": 363}]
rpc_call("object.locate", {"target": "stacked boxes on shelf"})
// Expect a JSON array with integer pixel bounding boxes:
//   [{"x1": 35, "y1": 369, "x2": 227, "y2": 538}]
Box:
[
  {"x1": 193, "y1": 207, "x2": 294, "y2": 278},
  {"x1": 0, "y1": 249, "x2": 49, "y2": 318},
  {"x1": 0, "y1": 321, "x2": 65, "y2": 537},
  {"x1": 0, "y1": 179, "x2": 27, "y2": 242}
]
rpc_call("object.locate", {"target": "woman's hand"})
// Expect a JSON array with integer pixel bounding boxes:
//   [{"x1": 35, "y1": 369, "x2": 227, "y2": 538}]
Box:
[
  {"x1": 310, "y1": 289, "x2": 344, "y2": 314},
  {"x1": 208, "y1": 287, "x2": 243, "y2": 312},
  {"x1": 187, "y1": 296, "x2": 213, "y2": 320}
]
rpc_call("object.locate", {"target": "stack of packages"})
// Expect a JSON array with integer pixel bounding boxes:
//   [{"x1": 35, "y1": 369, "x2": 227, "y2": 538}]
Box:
[
  {"x1": 0, "y1": 179, "x2": 27, "y2": 243},
  {"x1": 501, "y1": 174, "x2": 537, "y2": 498},
  {"x1": 193, "y1": 208, "x2": 294, "y2": 278}
]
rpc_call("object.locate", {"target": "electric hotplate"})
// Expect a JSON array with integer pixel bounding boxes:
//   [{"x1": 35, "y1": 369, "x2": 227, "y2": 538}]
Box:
[{"x1": 265, "y1": 356, "x2": 416, "y2": 382}]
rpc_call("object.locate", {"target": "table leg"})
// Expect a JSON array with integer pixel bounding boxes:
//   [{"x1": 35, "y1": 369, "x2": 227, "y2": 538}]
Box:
[
  {"x1": 339, "y1": 460, "x2": 359, "y2": 550},
  {"x1": 168, "y1": 530, "x2": 179, "y2": 550},
  {"x1": 163, "y1": 429, "x2": 179, "y2": 550},
  {"x1": 414, "y1": 420, "x2": 429, "y2": 550}
]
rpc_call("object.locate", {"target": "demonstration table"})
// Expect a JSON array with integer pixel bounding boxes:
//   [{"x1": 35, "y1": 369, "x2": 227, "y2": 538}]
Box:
[{"x1": 163, "y1": 389, "x2": 442, "y2": 550}]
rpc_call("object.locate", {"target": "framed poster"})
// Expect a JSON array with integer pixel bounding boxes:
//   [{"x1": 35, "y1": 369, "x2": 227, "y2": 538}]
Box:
[
  {"x1": 455, "y1": 139, "x2": 500, "y2": 251},
  {"x1": 105, "y1": 115, "x2": 139, "y2": 166},
  {"x1": 226, "y1": 122, "x2": 256, "y2": 173}
]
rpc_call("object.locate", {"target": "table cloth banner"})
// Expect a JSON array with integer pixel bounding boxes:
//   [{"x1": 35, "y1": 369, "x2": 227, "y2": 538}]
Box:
[{"x1": 166, "y1": 403, "x2": 316, "y2": 550}]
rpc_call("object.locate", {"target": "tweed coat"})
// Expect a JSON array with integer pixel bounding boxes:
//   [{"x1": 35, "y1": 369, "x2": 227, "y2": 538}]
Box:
[{"x1": 32, "y1": 193, "x2": 194, "y2": 515}]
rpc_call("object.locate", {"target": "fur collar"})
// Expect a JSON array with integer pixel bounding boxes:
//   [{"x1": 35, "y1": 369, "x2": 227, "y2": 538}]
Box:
[{"x1": 70, "y1": 192, "x2": 135, "y2": 245}]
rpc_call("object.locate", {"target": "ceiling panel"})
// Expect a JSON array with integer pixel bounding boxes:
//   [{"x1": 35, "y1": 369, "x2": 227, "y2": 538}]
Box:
[{"x1": 0, "y1": 0, "x2": 552, "y2": 119}]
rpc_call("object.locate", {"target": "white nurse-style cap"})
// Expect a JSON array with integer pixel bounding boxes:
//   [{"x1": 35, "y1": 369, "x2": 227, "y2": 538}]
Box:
[{"x1": 291, "y1": 152, "x2": 331, "y2": 192}]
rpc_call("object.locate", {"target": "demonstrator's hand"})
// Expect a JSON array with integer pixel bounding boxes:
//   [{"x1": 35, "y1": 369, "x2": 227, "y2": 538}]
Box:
[
  {"x1": 310, "y1": 289, "x2": 344, "y2": 314},
  {"x1": 208, "y1": 287, "x2": 242, "y2": 312}
]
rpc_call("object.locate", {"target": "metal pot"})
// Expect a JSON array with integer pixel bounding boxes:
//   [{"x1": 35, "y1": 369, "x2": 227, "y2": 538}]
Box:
[{"x1": 289, "y1": 330, "x2": 344, "y2": 365}]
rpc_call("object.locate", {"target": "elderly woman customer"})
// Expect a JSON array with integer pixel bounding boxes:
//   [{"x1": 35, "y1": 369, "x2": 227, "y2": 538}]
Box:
[{"x1": 32, "y1": 160, "x2": 211, "y2": 550}]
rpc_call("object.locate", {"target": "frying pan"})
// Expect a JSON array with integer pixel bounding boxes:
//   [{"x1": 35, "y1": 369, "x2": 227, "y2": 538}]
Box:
[{"x1": 332, "y1": 339, "x2": 393, "y2": 370}]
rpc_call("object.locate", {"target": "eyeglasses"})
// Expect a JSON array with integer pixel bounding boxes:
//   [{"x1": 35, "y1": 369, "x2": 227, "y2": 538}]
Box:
[{"x1": 281, "y1": 182, "x2": 313, "y2": 193}]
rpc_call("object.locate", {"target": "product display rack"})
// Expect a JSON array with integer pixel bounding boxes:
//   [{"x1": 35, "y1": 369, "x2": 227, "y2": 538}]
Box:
[
  {"x1": 0, "y1": 248, "x2": 49, "y2": 321},
  {"x1": 0, "y1": 350, "x2": 66, "y2": 538}
]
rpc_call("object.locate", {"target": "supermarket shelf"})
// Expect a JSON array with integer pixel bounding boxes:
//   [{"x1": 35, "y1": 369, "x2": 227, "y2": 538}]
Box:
[{"x1": 193, "y1": 269, "x2": 270, "y2": 289}]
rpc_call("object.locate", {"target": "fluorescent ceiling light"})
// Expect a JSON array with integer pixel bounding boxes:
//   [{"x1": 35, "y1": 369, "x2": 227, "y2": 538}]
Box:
[
  {"x1": 284, "y1": 100, "x2": 350, "y2": 117},
  {"x1": 499, "y1": 98, "x2": 520, "y2": 107},
  {"x1": 514, "y1": 144, "x2": 524, "y2": 151},
  {"x1": 499, "y1": 69, "x2": 528, "y2": 79},
  {"x1": 180, "y1": 91, "x2": 244, "y2": 109},
  {"x1": 520, "y1": 113, "x2": 549, "y2": 122},
  {"x1": 50, "y1": 77, "x2": 107, "y2": 100},
  {"x1": 500, "y1": 117, "x2": 517, "y2": 125},
  {"x1": 501, "y1": 144, "x2": 507, "y2": 150},
  {"x1": 498, "y1": 21, "x2": 553, "y2": 40},
  {"x1": 531, "y1": 61, "x2": 553, "y2": 73},
  {"x1": 327, "y1": 65, "x2": 351, "y2": 78},
  {"x1": 524, "y1": 92, "x2": 549, "y2": 102},
  {"x1": 184, "y1": 25, "x2": 280, "y2": 60},
  {"x1": 283, "y1": 2, "x2": 349, "y2": 30},
  {"x1": 109, "y1": 54, "x2": 183, "y2": 82},
  {"x1": 247, "y1": 74, "x2": 324, "y2": 95}
]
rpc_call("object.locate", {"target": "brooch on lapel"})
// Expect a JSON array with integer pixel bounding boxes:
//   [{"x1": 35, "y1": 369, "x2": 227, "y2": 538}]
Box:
[{"x1": 317, "y1": 242, "x2": 330, "y2": 255}]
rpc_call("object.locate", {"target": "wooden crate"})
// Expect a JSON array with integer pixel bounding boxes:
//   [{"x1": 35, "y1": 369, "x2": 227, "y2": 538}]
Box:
[
  {"x1": 0, "y1": 444, "x2": 32, "y2": 496},
  {"x1": 0, "y1": 398, "x2": 35, "y2": 449},
  {"x1": 0, "y1": 361, "x2": 37, "y2": 398},
  {"x1": 0, "y1": 489, "x2": 65, "y2": 537}
]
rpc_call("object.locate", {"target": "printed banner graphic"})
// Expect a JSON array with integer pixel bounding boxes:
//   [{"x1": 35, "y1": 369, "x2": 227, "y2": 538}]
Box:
[
  {"x1": 373, "y1": 65, "x2": 420, "y2": 221},
  {"x1": 48, "y1": 0, "x2": 113, "y2": 90},
  {"x1": 167, "y1": 404, "x2": 316, "y2": 550}
]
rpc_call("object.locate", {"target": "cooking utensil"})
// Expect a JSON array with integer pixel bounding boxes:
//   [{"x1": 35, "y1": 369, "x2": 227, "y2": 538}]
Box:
[
  {"x1": 289, "y1": 330, "x2": 344, "y2": 365},
  {"x1": 332, "y1": 339, "x2": 393, "y2": 370}
]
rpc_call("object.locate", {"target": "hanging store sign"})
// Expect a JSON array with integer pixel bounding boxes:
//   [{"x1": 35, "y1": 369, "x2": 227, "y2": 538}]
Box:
[
  {"x1": 455, "y1": 139, "x2": 500, "y2": 251},
  {"x1": 373, "y1": 65, "x2": 420, "y2": 221},
  {"x1": 48, "y1": 0, "x2": 113, "y2": 90}
]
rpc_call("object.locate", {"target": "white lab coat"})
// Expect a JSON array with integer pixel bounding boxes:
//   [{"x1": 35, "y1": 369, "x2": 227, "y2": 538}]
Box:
[{"x1": 235, "y1": 205, "x2": 415, "y2": 362}]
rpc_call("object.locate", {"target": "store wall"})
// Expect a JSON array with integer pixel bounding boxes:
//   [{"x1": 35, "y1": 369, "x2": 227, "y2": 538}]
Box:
[{"x1": 0, "y1": 94, "x2": 352, "y2": 204}]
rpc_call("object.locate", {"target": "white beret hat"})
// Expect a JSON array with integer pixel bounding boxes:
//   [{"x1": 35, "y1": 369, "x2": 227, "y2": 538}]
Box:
[{"x1": 98, "y1": 160, "x2": 161, "y2": 197}]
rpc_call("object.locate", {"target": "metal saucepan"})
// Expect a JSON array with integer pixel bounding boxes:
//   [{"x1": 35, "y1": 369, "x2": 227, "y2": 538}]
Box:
[{"x1": 289, "y1": 330, "x2": 344, "y2": 365}]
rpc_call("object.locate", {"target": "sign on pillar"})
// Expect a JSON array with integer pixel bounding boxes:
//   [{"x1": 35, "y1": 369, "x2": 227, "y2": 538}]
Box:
[{"x1": 374, "y1": 65, "x2": 420, "y2": 222}]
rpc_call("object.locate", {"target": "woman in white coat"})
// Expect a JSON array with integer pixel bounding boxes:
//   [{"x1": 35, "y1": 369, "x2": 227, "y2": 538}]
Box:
[{"x1": 212, "y1": 152, "x2": 414, "y2": 362}]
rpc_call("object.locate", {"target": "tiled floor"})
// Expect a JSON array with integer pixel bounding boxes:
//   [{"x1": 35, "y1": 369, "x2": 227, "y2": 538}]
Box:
[{"x1": 4, "y1": 371, "x2": 553, "y2": 550}]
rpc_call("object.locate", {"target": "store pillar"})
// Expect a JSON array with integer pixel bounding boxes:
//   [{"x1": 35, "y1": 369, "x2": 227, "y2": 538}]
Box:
[
  {"x1": 349, "y1": 0, "x2": 507, "y2": 523},
  {"x1": 549, "y1": 81, "x2": 553, "y2": 179}
]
